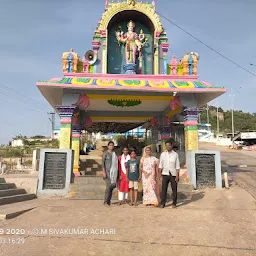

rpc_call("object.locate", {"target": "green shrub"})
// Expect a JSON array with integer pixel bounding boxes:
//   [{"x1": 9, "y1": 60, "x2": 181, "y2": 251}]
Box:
[{"x1": 4, "y1": 147, "x2": 24, "y2": 157}]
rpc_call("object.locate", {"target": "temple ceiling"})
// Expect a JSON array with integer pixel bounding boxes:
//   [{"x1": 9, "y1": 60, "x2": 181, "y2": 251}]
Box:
[{"x1": 84, "y1": 122, "x2": 144, "y2": 134}]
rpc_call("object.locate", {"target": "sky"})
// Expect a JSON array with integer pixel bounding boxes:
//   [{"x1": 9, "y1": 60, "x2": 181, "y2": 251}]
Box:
[{"x1": 0, "y1": 0, "x2": 256, "y2": 144}]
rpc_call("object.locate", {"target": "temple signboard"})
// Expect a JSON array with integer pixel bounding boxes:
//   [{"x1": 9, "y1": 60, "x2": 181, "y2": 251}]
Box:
[
  {"x1": 37, "y1": 149, "x2": 74, "y2": 197},
  {"x1": 186, "y1": 150, "x2": 222, "y2": 189}
]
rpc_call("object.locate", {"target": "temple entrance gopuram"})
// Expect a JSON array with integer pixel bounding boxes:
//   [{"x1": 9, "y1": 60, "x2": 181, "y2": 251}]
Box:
[{"x1": 37, "y1": 0, "x2": 226, "y2": 197}]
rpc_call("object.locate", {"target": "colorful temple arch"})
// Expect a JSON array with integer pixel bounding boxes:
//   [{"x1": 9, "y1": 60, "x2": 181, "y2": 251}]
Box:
[{"x1": 37, "y1": 0, "x2": 226, "y2": 176}]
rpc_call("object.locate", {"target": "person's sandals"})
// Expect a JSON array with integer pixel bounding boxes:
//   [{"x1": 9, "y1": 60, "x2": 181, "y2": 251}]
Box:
[{"x1": 129, "y1": 202, "x2": 133, "y2": 206}]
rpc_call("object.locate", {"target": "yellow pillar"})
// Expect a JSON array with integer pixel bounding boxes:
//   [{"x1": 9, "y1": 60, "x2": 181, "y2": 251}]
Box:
[
  {"x1": 56, "y1": 106, "x2": 77, "y2": 149},
  {"x1": 184, "y1": 128, "x2": 199, "y2": 151},
  {"x1": 161, "y1": 141, "x2": 167, "y2": 152},
  {"x1": 72, "y1": 130, "x2": 81, "y2": 176},
  {"x1": 59, "y1": 117, "x2": 72, "y2": 149}
]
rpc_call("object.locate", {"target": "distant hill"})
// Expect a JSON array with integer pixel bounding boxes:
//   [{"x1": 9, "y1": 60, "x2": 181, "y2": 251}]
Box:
[{"x1": 200, "y1": 105, "x2": 256, "y2": 133}]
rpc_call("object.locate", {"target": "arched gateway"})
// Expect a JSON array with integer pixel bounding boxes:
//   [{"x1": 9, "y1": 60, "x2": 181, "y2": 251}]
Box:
[{"x1": 37, "y1": 0, "x2": 226, "y2": 180}]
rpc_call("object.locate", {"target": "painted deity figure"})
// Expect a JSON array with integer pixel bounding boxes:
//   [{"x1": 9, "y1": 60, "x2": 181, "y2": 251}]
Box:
[
  {"x1": 171, "y1": 56, "x2": 178, "y2": 75},
  {"x1": 116, "y1": 20, "x2": 144, "y2": 64},
  {"x1": 67, "y1": 52, "x2": 73, "y2": 73},
  {"x1": 82, "y1": 56, "x2": 89, "y2": 73},
  {"x1": 188, "y1": 54, "x2": 193, "y2": 75},
  {"x1": 127, "y1": 0, "x2": 136, "y2": 7}
]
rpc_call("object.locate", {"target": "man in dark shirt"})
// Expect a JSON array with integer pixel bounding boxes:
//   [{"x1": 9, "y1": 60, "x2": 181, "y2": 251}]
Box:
[{"x1": 102, "y1": 141, "x2": 118, "y2": 206}]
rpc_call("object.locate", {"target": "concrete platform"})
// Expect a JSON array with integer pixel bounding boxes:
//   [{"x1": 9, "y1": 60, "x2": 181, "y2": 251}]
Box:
[
  {"x1": 0, "y1": 199, "x2": 40, "y2": 220},
  {"x1": 69, "y1": 176, "x2": 194, "y2": 200}
]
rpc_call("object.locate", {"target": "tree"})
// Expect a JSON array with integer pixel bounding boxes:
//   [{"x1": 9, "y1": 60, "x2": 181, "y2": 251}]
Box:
[
  {"x1": 4, "y1": 147, "x2": 24, "y2": 157},
  {"x1": 200, "y1": 105, "x2": 256, "y2": 133},
  {"x1": 12, "y1": 134, "x2": 27, "y2": 140},
  {"x1": 30, "y1": 135, "x2": 46, "y2": 139}
]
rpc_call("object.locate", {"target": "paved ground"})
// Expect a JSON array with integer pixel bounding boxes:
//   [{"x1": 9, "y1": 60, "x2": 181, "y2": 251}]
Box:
[
  {"x1": 199, "y1": 142, "x2": 256, "y2": 199},
  {"x1": 0, "y1": 186, "x2": 255, "y2": 255},
  {"x1": 0, "y1": 143, "x2": 255, "y2": 256}
]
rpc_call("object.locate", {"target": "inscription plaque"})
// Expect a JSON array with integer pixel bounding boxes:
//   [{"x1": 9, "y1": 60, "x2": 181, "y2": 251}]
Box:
[
  {"x1": 195, "y1": 154, "x2": 215, "y2": 188},
  {"x1": 43, "y1": 152, "x2": 67, "y2": 190}
]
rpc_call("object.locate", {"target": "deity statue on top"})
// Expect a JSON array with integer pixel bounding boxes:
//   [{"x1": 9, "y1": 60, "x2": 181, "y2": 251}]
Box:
[{"x1": 116, "y1": 20, "x2": 147, "y2": 65}]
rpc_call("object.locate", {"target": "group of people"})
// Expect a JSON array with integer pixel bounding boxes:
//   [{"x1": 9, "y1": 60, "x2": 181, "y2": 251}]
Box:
[{"x1": 102, "y1": 139, "x2": 180, "y2": 208}]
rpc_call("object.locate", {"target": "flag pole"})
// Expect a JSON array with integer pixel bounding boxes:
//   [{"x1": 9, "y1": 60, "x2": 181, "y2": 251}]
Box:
[
  {"x1": 216, "y1": 105, "x2": 219, "y2": 141},
  {"x1": 206, "y1": 104, "x2": 209, "y2": 124}
]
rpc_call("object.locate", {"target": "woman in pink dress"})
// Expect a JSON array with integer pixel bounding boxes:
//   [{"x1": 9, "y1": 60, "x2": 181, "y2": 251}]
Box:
[
  {"x1": 139, "y1": 146, "x2": 159, "y2": 206},
  {"x1": 118, "y1": 147, "x2": 130, "y2": 205}
]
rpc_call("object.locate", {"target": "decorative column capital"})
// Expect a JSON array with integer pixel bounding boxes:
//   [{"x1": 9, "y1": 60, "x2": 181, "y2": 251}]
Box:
[
  {"x1": 92, "y1": 41, "x2": 101, "y2": 52},
  {"x1": 56, "y1": 105, "x2": 77, "y2": 116},
  {"x1": 72, "y1": 129, "x2": 81, "y2": 139},
  {"x1": 100, "y1": 30, "x2": 107, "y2": 38},
  {"x1": 56, "y1": 106, "x2": 78, "y2": 124},
  {"x1": 184, "y1": 108, "x2": 203, "y2": 119},
  {"x1": 161, "y1": 42, "x2": 169, "y2": 52},
  {"x1": 184, "y1": 108, "x2": 203, "y2": 131}
]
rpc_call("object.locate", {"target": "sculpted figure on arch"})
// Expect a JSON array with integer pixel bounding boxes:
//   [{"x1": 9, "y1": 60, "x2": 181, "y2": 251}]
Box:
[
  {"x1": 127, "y1": 0, "x2": 136, "y2": 7},
  {"x1": 116, "y1": 20, "x2": 147, "y2": 65}
]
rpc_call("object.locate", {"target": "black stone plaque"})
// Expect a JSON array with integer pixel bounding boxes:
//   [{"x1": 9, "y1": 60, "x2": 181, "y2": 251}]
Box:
[
  {"x1": 195, "y1": 154, "x2": 216, "y2": 188},
  {"x1": 43, "y1": 152, "x2": 67, "y2": 190}
]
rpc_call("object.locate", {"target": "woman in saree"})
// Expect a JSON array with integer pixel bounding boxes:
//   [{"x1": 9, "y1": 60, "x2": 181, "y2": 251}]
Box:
[{"x1": 139, "y1": 146, "x2": 159, "y2": 206}]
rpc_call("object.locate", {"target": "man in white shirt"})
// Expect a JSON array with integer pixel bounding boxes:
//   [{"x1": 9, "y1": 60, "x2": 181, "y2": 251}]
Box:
[{"x1": 158, "y1": 139, "x2": 180, "y2": 208}]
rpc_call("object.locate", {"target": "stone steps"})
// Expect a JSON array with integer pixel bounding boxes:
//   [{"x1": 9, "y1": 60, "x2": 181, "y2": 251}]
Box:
[
  {"x1": 80, "y1": 170, "x2": 103, "y2": 176},
  {"x1": 0, "y1": 183, "x2": 16, "y2": 190},
  {"x1": 0, "y1": 189, "x2": 27, "y2": 197},
  {"x1": 0, "y1": 194, "x2": 37, "y2": 206},
  {"x1": 80, "y1": 158, "x2": 102, "y2": 176},
  {"x1": 0, "y1": 178, "x2": 37, "y2": 207},
  {"x1": 69, "y1": 176, "x2": 194, "y2": 200},
  {"x1": 73, "y1": 176, "x2": 106, "y2": 185}
]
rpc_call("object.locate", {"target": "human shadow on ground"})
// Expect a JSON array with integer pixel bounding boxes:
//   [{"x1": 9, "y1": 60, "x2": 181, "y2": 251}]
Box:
[{"x1": 165, "y1": 191, "x2": 205, "y2": 208}]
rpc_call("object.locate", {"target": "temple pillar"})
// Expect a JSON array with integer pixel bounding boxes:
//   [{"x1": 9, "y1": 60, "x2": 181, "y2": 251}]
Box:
[
  {"x1": 160, "y1": 126, "x2": 171, "y2": 152},
  {"x1": 72, "y1": 130, "x2": 81, "y2": 176},
  {"x1": 100, "y1": 30, "x2": 107, "y2": 74},
  {"x1": 159, "y1": 116, "x2": 171, "y2": 153},
  {"x1": 184, "y1": 108, "x2": 200, "y2": 151},
  {"x1": 154, "y1": 33, "x2": 160, "y2": 75},
  {"x1": 92, "y1": 40, "x2": 100, "y2": 74},
  {"x1": 56, "y1": 106, "x2": 77, "y2": 149},
  {"x1": 71, "y1": 112, "x2": 81, "y2": 176},
  {"x1": 161, "y1": 43, "x2": 169, "y2": 75}
]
